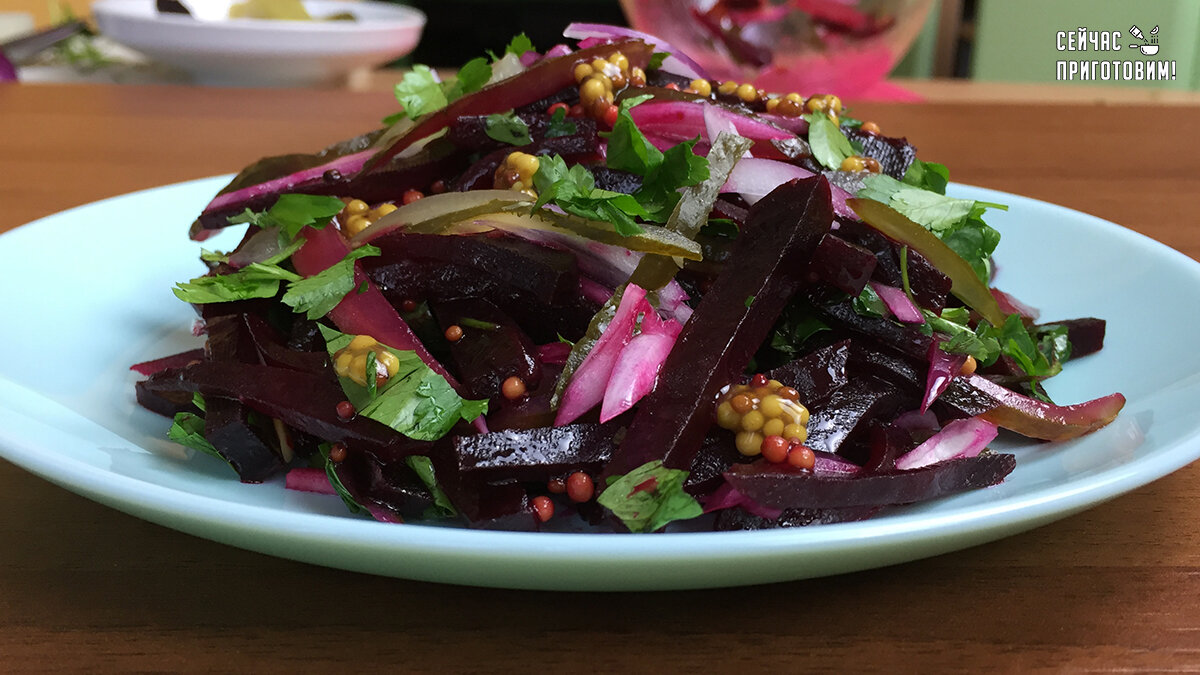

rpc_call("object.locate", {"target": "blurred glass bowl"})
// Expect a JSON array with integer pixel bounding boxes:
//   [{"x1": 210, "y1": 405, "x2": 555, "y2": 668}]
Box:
[{"x1": 619, "y1": 0, "x2": 933, "y2": 99}]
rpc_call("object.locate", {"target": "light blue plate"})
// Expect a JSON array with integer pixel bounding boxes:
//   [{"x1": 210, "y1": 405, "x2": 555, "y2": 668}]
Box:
[{"x1": 0, "y1": 177, "x2": 1195, "y2": 591}]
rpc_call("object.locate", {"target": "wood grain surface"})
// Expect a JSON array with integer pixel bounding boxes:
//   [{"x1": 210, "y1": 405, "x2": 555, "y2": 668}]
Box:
[{"x1": 2, "y1": 83, "x2": 1199, "y2": 672}]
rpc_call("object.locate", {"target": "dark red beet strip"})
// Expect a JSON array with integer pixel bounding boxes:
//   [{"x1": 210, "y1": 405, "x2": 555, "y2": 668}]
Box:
[
  {"x1": 602, "y1": 176, "x2": 833, "y2": 478},
  {"x1": 723, "y1": 453, "x2": 1016, "y2": 509}
]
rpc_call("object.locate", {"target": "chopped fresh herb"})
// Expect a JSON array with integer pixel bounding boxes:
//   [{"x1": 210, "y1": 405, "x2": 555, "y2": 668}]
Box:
[
  {"x1": 648, "y1": 51, "x2": 669, "y2": 70},
  {"x1": 319, "y1": 325, "x2": 489, "y2": 441},
  {"x1": 392, "y1": 65, "x2": 449, "y2": 120},
  {"x1": 603, "y1": 94, "x2": 659, "y2": 175},
  {"x1": 191, "y1": 392, "x2": 207, "y2": 413},
  {"x1": 173, "y1": 263, "x2": 301, "y2": 304},
  {"x1": 503, "y1": 32, "x2": 535, "y2": 58},
  {"x1": 320, "y1": 443, "x2": 368, "y2": 515},
  {"x1": 228, "y1": 193, "x2": 347, "y2": 241},
  {"x1": 902, "y1": 159, "x2": 950, "y2": 195},
  {"x1": 599, "y1": 95, "x2": 710, "y2": 221},
  {"x1": 532, "y1": 155, "x2": 651, "y2": 236},
  {"x1": 853, "y1": 284, "x2": 888, "y2": 318},
  {"x1": 280, "y1": 245, "x2": 380, "y2": 319},
  {"x1": 357, "y1": 280, "x2": 370, "y2": 295},
  {"x1": 405, "y1": 455, "x2": 458, "y2": 517},
  {"x1": 858, "y1": 173, "x2": 1006, "y2": 282},
  {"x1": 804, "y1": 113, "x2": 855, "y2": 170},
  {"x1": 446, "y1": 57, "x2": 493, "y2": 100},
  {"x1": 168, "y1": 412, "x2": 233, "y2": 470},
  {"x1": 744, "y1": 295, "x2": 755, "y2": 308},
  {"x1": 484, "y1": 111, "x2": 533, "y2": 146},
  {"x1": 200, "y1": 249, "x2": 229, "y2": 264},
  {"x1": 840, "y1": 114, "x2": 864, "y2": 128},
  {"x1": 597, "y1": 460, "x2": 703, "y2": 533},
  {"x1": 391, "y1": 58, "x2": 493, "y2": 122},
  {"x1": 544, "y1": 106, "x2": 578, "y2": 138}
]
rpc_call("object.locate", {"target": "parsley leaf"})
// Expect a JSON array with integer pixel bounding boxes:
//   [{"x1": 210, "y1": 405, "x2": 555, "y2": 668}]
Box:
[
  {"x1": 173, "y1": 263, "x2": 301, "y2": 304},
  {"x1": 600, "y1": 95, "x2": 709, "y2": 221},
  {"x1": 544, "y1": 106, "x2": 578, "y2": 138},
  {"x1": 392, "y1": 59, "x2": 493, "y2": 122},
  {"x1": 280, "y1": 245, "x2": 380, "y2": 320},
  {"x1": 392, "y1": 65, "x2": 449, "y2": 120},
  {"x1": 902, "y1": 159, "x2": 950, "y2": 195},
  {"x1": 484, "y1": 111, "x2": 532, "y2": 146},
  {"x1": 532, "y1": 155, "x2": 650, "y2": 236},
  {"x1": 858, "y1": 174, "x2": 1006, "y2": 282},
  {"x1": 533, "y1": 97, "x2": 708, "y2": 236},
  {"x1": 229, "y1": 194, "x2": 347, "y2": 241},
  {"x1": 648, "y1": 51, "x2": 669, "y2": 69},
  {"x1": 444, "y1": 56, "x2": 492, "y2": 100},
  {"x1": 405, "y1": 455, "x2": 458, "y2": 517},
  {"x1": 319, "y1": 326, "x2": 489, "y2": 441},
  {"x1": 852, "y1": 284, "x2": 888, "y2": 318},
  {"x1": 604, "y1": 94, "x2": 660, "y2": 175},
  {"x1": 168, "y1": 411, "x2": 234, "y2": 471},
  {"x1": 636, "y1": 136, "x2": 709, "y2": 221},
  {"x1": 804, "y1": 113, "x2": 855, "y2": 170},
  {"x1": 504, "y1": 32, "x2": 534, "y2": 57},
  {"x1": 597, "y1": 460, "x2": 703, "y2": 533}
]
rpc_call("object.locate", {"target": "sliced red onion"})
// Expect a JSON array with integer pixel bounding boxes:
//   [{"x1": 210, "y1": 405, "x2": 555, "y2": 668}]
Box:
[
  {"x1": 922, "y1": 337, "x2": 967, "y2": 413},
  {"x1": 869, "y1": 281, "x2": 924, "y2": 323},
  {"x1": 630, "y1": 100, "x2": 796, "y2": 158},
  {"x1": 722, "y1": 157, "x2": 857, "y2": 220},
  {"x1": 204, "y1": 149, "x2": 371, "y2": 215},
  {"x1": 600, "y1": 331, "x2": 677, "y2": 422},
  {"x1": 284, "y1": 467, "x2": 336, "y2": 495},
  {"x1": 703, "y1": 105, "x2": 751, "y2": 159},
  {"x1": 518, "y1": 51, "x2": 540, "y2": 67},
  {"x1": 544, "y1": 43, "x2": 573, "y2": 59},
  {"x1": 703, "y1": 482, "x2": 784, "y2": 520},
  {"x1": 894, "y1": 417, "x2": 998, "y2": 471},
  {"x1": 813, "y1": 450, "x2": 863, "y2": 478},
  {"x1": 563, "y1": 22, "x2": 710, "y2": 80},
  {"x1": 655, "y1": 282, "x2": 693, "y2": 324},
  {"x1": 554, "y1": 284, "x2": 648, "y2": 425}
]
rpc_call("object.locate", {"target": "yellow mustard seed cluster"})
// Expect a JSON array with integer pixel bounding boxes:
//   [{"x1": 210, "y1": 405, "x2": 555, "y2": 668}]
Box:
[
  {"x1": 573, "y1": 51, "x2": 644, "y2": 118},
  {"x1": 333, "y1": 335, "x2": 400, "y2": 389},
  {"x1": 804, "y1": 94, "x2": 844, "y2": 123},
  {"x1": 687, "y1": 81, "x2": 845, "y2": 122},
  {"x1": 840, "y1": 155, "x2": 882, "y2": 173},
  {"x1": 716, "y1": 379, "x2": 810, "y2": 457},
  {"x1": 493, "y1": 151, "x2": 541, "y2": 197},
  {"x1": 339, "y1": 198, "x2": 398, "y2": 237}
]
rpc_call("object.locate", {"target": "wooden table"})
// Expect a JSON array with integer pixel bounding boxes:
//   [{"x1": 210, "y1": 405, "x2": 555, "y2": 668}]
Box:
[{"x1": 3, "y1": 83, "x2": 1200, "y2": 671}]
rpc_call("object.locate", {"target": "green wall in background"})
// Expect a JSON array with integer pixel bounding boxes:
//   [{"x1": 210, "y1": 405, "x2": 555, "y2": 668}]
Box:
[{"x1": 973, "y1": 0, "x2": 1199, "y2": 89}]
